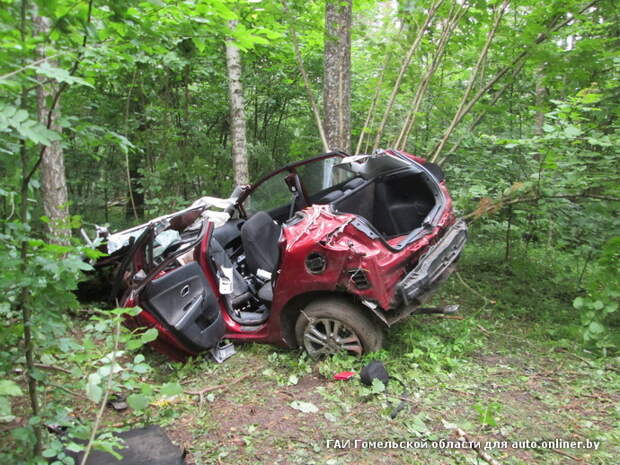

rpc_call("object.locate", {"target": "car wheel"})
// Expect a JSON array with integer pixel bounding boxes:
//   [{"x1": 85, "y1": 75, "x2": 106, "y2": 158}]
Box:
[{"x1": 295, "y1": 298, "x2": 383, "y2": 358}]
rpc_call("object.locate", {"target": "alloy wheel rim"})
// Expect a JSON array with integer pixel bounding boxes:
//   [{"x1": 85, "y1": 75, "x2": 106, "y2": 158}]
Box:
[{"x1": 303, "y1": 318, "x2": 363, "y2": 357}]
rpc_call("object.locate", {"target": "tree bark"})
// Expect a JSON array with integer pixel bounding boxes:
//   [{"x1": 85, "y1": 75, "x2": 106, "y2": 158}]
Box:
[
  {"x1": 323, "y1": 0, "x2": 352, "y2": 152},
  {"x1": 34, "y1": 14, "x2": 70, "y2": 244},
  {"x1": 225, "y1": 20, "x2": 250, "y2": 185}
]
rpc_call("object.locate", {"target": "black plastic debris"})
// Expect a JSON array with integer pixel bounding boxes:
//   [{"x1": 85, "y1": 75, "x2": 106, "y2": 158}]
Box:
[
  {"x1": 360, "y1": 360, "x2": 389, "y2": 386},
  {"x1": 359, "y1": 361, "x2": 411, "y2": 419},
  {"x1": 66, "y1": 425, "x2": 186, "y2": 465}
]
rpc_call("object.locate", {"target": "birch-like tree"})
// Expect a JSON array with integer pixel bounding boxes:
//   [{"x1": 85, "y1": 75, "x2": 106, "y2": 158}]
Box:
[
  {"x1": 225, "y1": 19, "x2": 250, "y2": 185},
  {"x1": 34, "y1": 14, "x2": 70, "y2": 244}
]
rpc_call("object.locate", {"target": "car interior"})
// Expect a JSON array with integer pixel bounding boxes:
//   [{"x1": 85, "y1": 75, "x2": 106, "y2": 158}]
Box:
[
  {"x1": 332, "y1": 171, "x2": 436, "y2": 238},
  {"x1": 204, "y1": 167, "x2": 438, "y2": 326}
]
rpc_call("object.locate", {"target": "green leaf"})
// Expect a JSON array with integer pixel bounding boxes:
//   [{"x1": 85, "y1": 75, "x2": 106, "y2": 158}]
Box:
[
  {"x1": 35, "y1": 63, "x2": 94, "y2": 88},
  {"x1": 127, "y1": 394, "x2": 150, "y2": 410},
  {"x1": 193, "y1": 37, "x2": 206, "y2": 53},
  {"x1": 65, "y1": 442, "x2": 83, "y2": 453},
  {"x1": 126, "y1": 339, "x2": 142, "y2": 350},
  {"x1": 41, "y1": 447, "x2": 57, "y2": 458},
  {"x1": 141, "y1": 328, "x2": 158, "y2": 343},
  {"x1": 126, "y1": 328, "x2": 158, "y2": 350},
  {"x1": 588, "y1": 321, "x2": 605, "y2": 334},
  {"x1": 564, "y1": 125, "x2": 582, "y2": 138},
  {"x1": 160, "y1": 382, "x2": 182, "y2": 397},
  {"x1": 132, "y1": 363, "x2": 150, "y2": 374},
  {"x1": 0, "y1": 380, "x2": 23, "y2": 396},
  {"x1": 0, "y1": 396, "x2": 15, "y2": 422},
  {"x1": 371, "y1": 378, "x2": 385, "y2": 394},
  {"x1": 290, "y1": 400, "x2": 318, "y2": 413},
  {"x1": 407, "y1": 414, "x2": 429, "y2": 435}
]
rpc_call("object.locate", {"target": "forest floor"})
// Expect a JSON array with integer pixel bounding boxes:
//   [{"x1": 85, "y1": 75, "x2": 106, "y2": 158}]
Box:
[{"x1": 97, "y1": 244, "x2": 620, "y2": 465}]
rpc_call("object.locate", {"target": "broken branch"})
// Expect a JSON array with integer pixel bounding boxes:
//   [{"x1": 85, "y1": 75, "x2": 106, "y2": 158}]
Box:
[
  {"x1": 455, "y1": 428, "x2": 504, "y2": 465},
  {"x1": 464, "y1": 193, "x2": 620, "y2": 222},
  {"x1": 396, "y1": 2, "x2": 468, "y2": 149},
  {"x1": 355, "y1": 24, "x2": 403, "y2": 154},
  {"x1": 428, "y1": 0, "x2": 509, "y2": 160},
  {"x1": 538, "y1": 447, "x2": 584, "y2": 463},
  {"x1": 184, "y1": 373, "x2": 251, "y2": 397},
  {"x1": 33, "y1": 362, "x2": 71, "y2": 374},
  {"x1": 430, "y1": 0, "x2": 600, "y2": 163}
]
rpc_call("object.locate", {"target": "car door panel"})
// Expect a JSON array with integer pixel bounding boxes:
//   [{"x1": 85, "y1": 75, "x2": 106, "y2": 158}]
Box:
[{"x1": 142, "y1": 261, "x2": 224, "y2": 351}]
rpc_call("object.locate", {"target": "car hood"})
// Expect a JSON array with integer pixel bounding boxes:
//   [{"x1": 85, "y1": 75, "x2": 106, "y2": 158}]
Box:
[{"x1": 104, "y1": 195, "x2": 235, "y2": 254}]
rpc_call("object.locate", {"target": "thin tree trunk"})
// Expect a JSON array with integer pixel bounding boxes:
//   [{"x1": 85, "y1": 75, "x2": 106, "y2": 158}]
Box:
[
  {"x1": 282, "y1": 0, "x2": 329, "y2": 152},
  {"x1": 437, "y1": 59, "x2": 526, "y2": 165},
  {"x1": 355, "y1": 24, "x2": 403, "y2": 155},
  {"x1": 19, "y1": 141, "x2": 42, "y2": 457},
  {"x1": 534, "y1": 67, "x2": 546, "y2": 136},
  {"x1": 505, "y1": 205, "x2": 513, "y2": 262},
  {"x1": 225, "y1": 20, "x2": 250, "y2": 185},
  {"x1": 324, "y1": 0, "x2": 352, "y2": 152},
  {"x1": 428, "y1": 0, "x2": 509, "y2": 162},
  {"x1": 18, "y1": 2, "x2": 43, "y2": 456},
  {"x1": 430, "y1": 0, "x2": 599, "y2": 162},
  {"x1": 123, "y1": 68, "x2": 139, "y2": 220},
  {"x1": 395, "y1": 2, "x2": 466, "y2": 149},
  {"x1": 372, "y1": 0, "x2": 444, "y2": 151},
  {"x1": 272, "y1": 99, "x2": 287, "y2": 158},
  {"x1": 34, "y1": 14, "x2": 70, "y2": 244}
]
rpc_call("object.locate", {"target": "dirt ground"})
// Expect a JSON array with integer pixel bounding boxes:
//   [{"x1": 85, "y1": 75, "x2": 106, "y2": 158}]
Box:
[{"x1": 139, "y1": 315, "x2": 619, "y2": 465}]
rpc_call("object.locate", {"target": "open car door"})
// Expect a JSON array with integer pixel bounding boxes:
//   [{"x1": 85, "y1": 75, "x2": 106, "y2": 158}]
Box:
[
  {"x1": 141, "y1": 260, "x2": 223, "y2": 351},
  {"x1": 109, "y1": 208, "x2": 225, "y2": 353}
]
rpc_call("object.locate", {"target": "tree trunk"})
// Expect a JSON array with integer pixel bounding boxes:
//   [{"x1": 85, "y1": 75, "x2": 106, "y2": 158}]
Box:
[
  {"x1": 225, "y1": 20, "x2": 250, "y2": 185},
  {"x1": 34, "y1": 15, "x2": 70, "y2": 244},
  {"x1": 323, "y1": 0, "x2": 352, "y2": 152},
  {"x1": 534, "y1": 67, "x2": 547, "y2": 136}
]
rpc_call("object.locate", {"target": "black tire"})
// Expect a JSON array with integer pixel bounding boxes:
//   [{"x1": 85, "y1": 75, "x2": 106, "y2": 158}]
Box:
[{"x1": 295, "y1": 297, "x2": 383, "y2": 358}]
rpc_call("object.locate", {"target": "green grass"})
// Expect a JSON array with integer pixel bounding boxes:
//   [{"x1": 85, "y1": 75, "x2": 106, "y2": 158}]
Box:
[
  {"x1": 7, "y1": 240, "x2": 616, "y2": 464},
  {"x1": 126, "y1": 240, "x2": 618, "y2": 464}
]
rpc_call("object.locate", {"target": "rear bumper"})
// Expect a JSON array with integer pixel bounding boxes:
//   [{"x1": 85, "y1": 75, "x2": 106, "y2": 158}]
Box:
[{"x1": 397, "y1": 219, "x2": 468, "y2": 306}]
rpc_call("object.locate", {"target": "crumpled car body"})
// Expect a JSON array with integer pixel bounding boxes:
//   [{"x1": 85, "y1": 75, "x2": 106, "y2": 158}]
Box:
[{"x1": 89, "y1": 149, "x2": 467, "y2": 360}]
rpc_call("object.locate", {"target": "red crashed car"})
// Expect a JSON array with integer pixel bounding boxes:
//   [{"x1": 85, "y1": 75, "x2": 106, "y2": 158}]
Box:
[{"x1": 89, "y1": 149, "x2": 467, "y2": 360}]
